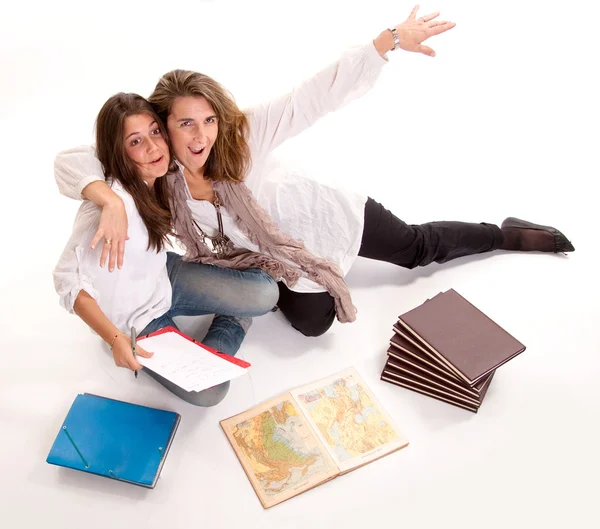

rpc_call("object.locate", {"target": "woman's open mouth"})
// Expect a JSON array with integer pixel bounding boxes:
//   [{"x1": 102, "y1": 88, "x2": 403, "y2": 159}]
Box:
[
  {"x1": 150, "y1": 156, "x2": 164, "y2": 165},
  {"x1": 189, "y1": 146, "x2": 205, "y2": 156}
]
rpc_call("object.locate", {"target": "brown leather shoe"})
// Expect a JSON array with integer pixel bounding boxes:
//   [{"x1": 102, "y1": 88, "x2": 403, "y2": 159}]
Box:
[{"x1": 501, "y1": 217, "x2": 575, "y2": 253}]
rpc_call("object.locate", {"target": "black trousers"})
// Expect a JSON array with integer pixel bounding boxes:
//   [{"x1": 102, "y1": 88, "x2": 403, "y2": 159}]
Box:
[{"x1": 277, "y1": 197, "x2": 504, "y2": 337}]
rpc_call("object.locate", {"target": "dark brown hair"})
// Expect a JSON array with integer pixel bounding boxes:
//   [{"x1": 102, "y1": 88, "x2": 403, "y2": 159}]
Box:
[
  {"x1": 149, "y1": 70, "x2": 250, "y2": 182},
  {"x1": 95, "y1": 93, "x2": 176, "y2": 252}
]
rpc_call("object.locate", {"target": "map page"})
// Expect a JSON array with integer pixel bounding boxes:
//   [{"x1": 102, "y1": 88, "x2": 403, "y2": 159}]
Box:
[
  {"x1": 290, "y1": 367, "x2": 409, "y2": 473},
  {"x1": 220, "y1": 393, "x2": 339, "y2": 508}
]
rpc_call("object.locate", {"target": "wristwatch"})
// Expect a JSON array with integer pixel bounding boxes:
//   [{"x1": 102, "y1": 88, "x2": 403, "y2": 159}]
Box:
[{"x1": 388, "y1": 27, "x2": 400, "y2": 51}]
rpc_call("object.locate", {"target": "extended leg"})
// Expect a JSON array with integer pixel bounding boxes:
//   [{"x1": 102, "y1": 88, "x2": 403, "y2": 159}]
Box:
[{"x1": 358, "y1": 197, "x2": 504, "y2": 269}]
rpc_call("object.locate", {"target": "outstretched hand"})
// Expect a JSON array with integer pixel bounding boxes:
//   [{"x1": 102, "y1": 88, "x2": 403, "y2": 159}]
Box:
[{"x1": 394, "y1": 4, "x2": 456, "y2": 57}]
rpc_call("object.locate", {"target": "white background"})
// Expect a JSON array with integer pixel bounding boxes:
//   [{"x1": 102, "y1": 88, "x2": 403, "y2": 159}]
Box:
[{"x1": 1, "y1": 1, "x2": 599, "y2": 528}]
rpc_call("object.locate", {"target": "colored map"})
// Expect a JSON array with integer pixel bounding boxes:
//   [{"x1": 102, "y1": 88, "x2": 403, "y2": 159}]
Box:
[
  {"x1": 296, "y1": 375, "x2": 398, "y2": 462},
  {"x1": 231, "y1": 400, "x2": 334, "y2": 497}
]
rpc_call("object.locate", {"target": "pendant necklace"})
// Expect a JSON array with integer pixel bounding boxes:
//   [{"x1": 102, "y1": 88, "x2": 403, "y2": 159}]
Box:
[{"x1": 192, "y1": 191, "x2": 234, "y2": 259}]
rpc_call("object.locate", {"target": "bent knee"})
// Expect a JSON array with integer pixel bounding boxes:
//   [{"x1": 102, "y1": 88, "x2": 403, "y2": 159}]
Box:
[
  {"x1": 186, "y1": 381, "x2": 230, "y2": 407},
  {"x1": 292, "y1": 318, "x2": 334, "y2": 337},
  {"x1": 249, "y1": 275, "x2": 279, "y2": 315}
]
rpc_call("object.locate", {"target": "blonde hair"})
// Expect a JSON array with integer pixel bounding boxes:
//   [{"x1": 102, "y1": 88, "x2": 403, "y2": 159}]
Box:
[{"x1": 149, "y1": 70, "x2": 250, "y2": 182}]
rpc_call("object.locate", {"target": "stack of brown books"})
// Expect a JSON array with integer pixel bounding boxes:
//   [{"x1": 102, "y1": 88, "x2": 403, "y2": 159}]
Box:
[{"x1": 381, "y1": 289, "x2": 526, "y2": 412}]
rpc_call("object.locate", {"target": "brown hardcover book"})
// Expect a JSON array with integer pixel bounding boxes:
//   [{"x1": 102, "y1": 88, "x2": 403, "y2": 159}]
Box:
[
  {"x1": 220, "y1": 367, "x2": 409, "y2": 508},
  {"x1": 381, "y1": 369, "x2": 479, "y2": 413},
  {"x1": 385, "y1": 350, "x2": 482, "y2": 401},
  {"x1": 383, "y1": 356, "x2": 495, "y2": 405},
  {"x1": 391, "y1": 324, "x2": 462, "y2": 382},
  {"x1": 397, "y1": 289, "x2": 526, "y2": 385},
  {"x1": 388, "y1": 323, "x2": 490, "y2": 394},
  {"x1": 475, "y1": 368, "x2": 495, "y2": 402},
  {"x1": 381, "y1": 360, "x2": 495, "y2": 413}
]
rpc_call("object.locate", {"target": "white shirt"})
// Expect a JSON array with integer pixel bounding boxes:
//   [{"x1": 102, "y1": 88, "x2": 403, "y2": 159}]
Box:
[
  {"x1": 54, "y1": 41, "x2": 388, "y2": 293},
  {"x1": 53, "y1": 179, "x2": 172, "y2": 333}
]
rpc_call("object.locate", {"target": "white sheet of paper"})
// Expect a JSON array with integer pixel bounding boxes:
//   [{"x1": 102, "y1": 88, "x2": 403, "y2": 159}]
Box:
[{"x1": 136, "y1": 331, "x2": 249, "y2": 392}]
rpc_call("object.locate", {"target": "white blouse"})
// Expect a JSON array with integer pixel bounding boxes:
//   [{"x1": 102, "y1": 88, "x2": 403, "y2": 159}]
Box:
[
  {"x1": 53, "y1": 178, "x2": 172, "y2": 333},
  {"x1": 54, "y1": 41, "x2": 388, "y2": 293}
]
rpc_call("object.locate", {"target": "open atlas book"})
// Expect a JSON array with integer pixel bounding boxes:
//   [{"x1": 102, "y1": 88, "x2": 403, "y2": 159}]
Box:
[{"x1": 220, "y1": 367, "x2": 409, "y2": 508}]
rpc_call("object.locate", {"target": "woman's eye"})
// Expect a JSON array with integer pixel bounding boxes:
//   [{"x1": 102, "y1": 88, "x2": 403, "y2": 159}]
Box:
[
  {"x1": 181, "y1": 120, "x2": 191, "y2": 127},
  {"x1": 131, "y1": 138, "x2": 141, "y2": 146},
  {"x1": 151, "y1": 128, "x2": 161, "y2": 135},
  {"x1": 206, "y1": 117, "x2": 215, "y2": 124}
]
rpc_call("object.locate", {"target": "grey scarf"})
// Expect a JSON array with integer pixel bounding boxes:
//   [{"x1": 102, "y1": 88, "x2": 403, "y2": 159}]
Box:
[{"x1": 167, "y1": 170, "x2": 357, "y2": 323}]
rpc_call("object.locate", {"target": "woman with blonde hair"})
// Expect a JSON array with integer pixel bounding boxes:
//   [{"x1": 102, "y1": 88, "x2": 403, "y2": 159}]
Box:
[{"x1": 55, "y1": 6, "x2": 574, "y2": 337}]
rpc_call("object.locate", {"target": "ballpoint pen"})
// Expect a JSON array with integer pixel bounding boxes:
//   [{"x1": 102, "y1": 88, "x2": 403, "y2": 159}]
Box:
[{"x1": 131, "y1": 326, "x2": 137, "y2": 379}]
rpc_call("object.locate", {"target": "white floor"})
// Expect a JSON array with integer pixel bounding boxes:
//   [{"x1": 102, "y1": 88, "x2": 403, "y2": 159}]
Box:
[{"x1": 1, "y1": 1, "x2": 598, "y2": 528}]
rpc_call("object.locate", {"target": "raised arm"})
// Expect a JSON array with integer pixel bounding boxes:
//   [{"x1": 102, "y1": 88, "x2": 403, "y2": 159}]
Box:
[
  {"x1": 246, "y1": 41, "x2": 386, "y2": 163},
  {"x1": 247, "y1": 5, "x2": 455, "y2": 162},
  {"x1": 55, "y1": 145, "x2": 128, "y2": 271}
]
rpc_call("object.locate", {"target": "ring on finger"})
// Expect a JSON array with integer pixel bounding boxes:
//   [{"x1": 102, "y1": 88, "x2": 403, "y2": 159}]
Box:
[{"x1": 105, "y1": 238, "x2": 112, "y2": 245}]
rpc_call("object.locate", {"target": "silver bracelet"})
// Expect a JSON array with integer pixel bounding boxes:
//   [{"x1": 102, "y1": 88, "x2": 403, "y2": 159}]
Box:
[{"x1": 388, "y1": 27, "x2": 400, "y2": 51}]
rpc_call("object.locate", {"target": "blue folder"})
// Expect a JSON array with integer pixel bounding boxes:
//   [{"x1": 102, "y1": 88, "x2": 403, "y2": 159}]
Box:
[{"x1": 46, "y1": 393, "x2": 181, "y2": 488}]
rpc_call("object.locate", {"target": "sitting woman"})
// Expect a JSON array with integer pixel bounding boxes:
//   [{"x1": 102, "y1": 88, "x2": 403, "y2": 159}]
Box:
[
  {"x1": 55, "y1": 7, "x2": 574, "y2": 338},
  {"x1": 53, "y1": 93, "x2": 278, "y2": 406}
]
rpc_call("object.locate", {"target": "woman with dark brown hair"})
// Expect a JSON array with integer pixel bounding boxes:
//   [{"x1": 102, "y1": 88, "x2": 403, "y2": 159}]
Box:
[
  {"x1": 55, "y1": 6, "x2": 574, "y2": 338},
  {"x1": 53, "y1": 93, "x2": 278, "y2": 406}
]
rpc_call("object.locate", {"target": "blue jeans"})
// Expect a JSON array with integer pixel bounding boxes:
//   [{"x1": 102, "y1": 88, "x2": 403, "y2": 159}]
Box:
[{"x1": 139, "y1": 252, "x2": 278, "y2": 407}]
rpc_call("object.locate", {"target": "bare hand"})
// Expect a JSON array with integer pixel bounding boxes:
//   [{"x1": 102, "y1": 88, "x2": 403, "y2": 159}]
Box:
[
  {"x1": 90, "y1": 199, "x2": 129, "y2": 272},
  {"x1": 395, "y1": 4, "x2": 456, "y2": 57},
  {"x1": 111, "y1": 335, "x2": 153, "y2": 371}
]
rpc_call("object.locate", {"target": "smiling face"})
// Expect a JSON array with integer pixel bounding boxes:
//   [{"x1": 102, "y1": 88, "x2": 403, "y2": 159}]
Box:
[
  {"x1": 166, "y1": 96, "x2": 219, "y2": 177},
  {"x1": 123, "y1": 113, "x2": 170, "y2": 186}
]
